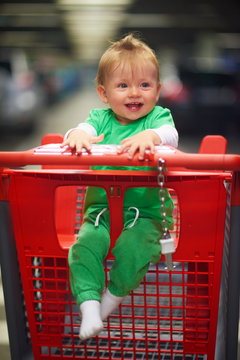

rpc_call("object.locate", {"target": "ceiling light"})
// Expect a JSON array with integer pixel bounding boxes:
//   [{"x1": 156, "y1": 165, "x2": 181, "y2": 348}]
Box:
[
  {"x1": 56, "y1": 0, "x2": 134, "y2": 63},
  {"x1": 58, "y1": 0, "x2": 132, "y2": 6}
]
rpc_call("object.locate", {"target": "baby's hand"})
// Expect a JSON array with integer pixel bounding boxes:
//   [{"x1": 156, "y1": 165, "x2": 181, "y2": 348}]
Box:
[
  {"x1": 61, "y1": 129, "x2": 104, "y2": 154},
  {"x1": 119, "y1": 130, "x2": 161, "y2": 160}
]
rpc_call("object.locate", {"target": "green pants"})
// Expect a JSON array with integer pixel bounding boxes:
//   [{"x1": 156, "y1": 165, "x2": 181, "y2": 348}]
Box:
[{"x1": 68, "y1": 209, "x2": 164, "y2": 305}]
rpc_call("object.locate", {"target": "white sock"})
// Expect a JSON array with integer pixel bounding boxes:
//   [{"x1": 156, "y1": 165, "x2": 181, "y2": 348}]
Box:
[
  {"x1": 100, "y1": 289, "x2": 125, "y2": 321},
  {"x1": 79, "y1": 300, "x2": 103, "y2": 340}
]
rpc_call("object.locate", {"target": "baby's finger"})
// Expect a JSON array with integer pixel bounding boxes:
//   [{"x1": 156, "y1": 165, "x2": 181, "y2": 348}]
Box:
[
  {"x1": 138, "y1": 143, "x2": 152, "y2": 160},
  {"x1": 147, "y1": 143, "x2": 155, "y2": 154},
  {"x1": 119, "y1": 138, "x2": 133, "y2": 149},
  {"x1": 138, "y1": 146, "x2": 146, "y2": 160},
  {"x1": 67, "y1": 139, "x2": 78, "y2": 150},
  {"x1": 118, "y1": 142, "x2": 130, "y2": 153},
  {"x1": 76, "y1": 141, "x2": 91, "y2": 154},
  {"x1": 138, "y1": 143, "x2": 155, "y2": 159},
  {"x1": 75, "y1": 144, "x2": 84, "y2": 154},
  {"x1": 121, "y1": 137, "x2": 131, "y2": 144},
  {"x1": 60, "y1": 140, "x2": 68, "y2": 148},
  {"x1": 127, "y1": 144, "x2": 139, "y2": 159}
]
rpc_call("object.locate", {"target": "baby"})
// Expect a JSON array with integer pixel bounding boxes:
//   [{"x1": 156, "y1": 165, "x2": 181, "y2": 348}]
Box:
[{"x1": 62, "y1": 33, "x2": 178, "y2": 340}]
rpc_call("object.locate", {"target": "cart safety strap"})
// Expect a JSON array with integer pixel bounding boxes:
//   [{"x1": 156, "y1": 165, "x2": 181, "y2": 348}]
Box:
[
  {"x1": 94, "y1": 208, "x2": 108, "y2": 227},
  {"x1": 127, "y1": 207, "x2": 139, "y2": 228}
]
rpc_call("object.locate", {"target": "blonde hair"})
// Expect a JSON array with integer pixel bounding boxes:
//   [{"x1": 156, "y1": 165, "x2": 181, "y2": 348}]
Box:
[{"x1": 96, "y1": 34, "x2": 160, "y2": 85}]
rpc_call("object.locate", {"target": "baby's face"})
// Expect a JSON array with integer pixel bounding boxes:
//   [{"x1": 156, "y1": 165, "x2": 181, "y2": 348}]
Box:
[{"x1": 97, "y1": 61, "x2": 161, "y2": 125}]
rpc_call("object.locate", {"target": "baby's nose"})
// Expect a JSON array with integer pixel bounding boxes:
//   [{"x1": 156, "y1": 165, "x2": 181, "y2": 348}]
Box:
[{"x1": 129, "y1": 85, "x2": 140, "y2": 97}]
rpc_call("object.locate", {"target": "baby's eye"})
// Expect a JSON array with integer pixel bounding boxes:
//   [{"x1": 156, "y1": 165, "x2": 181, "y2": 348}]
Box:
[
  {"x1": 140, "y1": 82, "x2": 150, "y2": 88},
  {"x1": 118, "y1": 83, "x2": 127, "y2": 88}
]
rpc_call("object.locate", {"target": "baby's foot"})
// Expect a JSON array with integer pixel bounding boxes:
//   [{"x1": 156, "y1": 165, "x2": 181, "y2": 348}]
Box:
[
  {"x1": 79, "y1": 300, "x2": 103, "y2": 340},
  {"x1": 100, "y1": 289, "x2": 125, "y2": 320}
]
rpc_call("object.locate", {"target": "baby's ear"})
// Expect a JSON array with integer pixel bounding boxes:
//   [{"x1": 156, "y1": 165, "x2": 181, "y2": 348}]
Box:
[
  {"x1": 96, "y1": 85, "x2": 108, "y2": 104},
  {"x1": 156, "y1": 82, "x2": 161, "y2": 101}
]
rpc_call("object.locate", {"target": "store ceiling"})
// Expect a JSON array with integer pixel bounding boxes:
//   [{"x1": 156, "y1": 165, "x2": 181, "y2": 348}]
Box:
[{"x1": 0, "y1": 0, "x2": 240, "y2": 64}]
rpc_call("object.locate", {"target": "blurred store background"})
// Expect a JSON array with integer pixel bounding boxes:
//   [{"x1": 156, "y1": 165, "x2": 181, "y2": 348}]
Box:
[
  {"x1": 0, "y1": 0, "x2": 240, "y2": 359},
  {"x1": 0, "y1": 0, "x2": 240, "y2": 150}
]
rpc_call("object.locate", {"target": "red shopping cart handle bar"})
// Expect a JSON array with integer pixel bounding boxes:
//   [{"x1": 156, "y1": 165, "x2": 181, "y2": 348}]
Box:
[{"x1": 0, "y1": 143, "x2": 240, "y2": 171}]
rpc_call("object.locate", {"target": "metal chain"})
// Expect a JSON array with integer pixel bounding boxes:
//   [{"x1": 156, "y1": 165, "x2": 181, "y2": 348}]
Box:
[
  {"x1": 158, "y1": 158, "x2": 175, "y2": 271},
  {"x1": 158, "y1": 158, "x2": 168, "y2": 238}
]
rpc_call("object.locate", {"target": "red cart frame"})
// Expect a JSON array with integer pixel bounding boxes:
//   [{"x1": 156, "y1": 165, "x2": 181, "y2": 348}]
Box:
[{"x1": 0, "y1": 135, "x2": 239, "y2": 360}]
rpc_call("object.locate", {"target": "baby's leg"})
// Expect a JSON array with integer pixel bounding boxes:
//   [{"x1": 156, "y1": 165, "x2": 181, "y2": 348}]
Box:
[
  {"x1": 106, "y1": 218, "x2": 162, "y2": 312},
  {"x1": 68, "y1": 212, "x2": 110, "y2": 339},
  {"x1": 68, "y1": 219, "x2": 110, "y2": 305},
  {"x1": 79, "y1": 300, "x2": 103, "y2": 340}
]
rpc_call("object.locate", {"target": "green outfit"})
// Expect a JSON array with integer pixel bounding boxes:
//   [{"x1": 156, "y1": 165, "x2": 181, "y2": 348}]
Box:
[{"x1": 68, "y1": 106, "x2": 175, "y2": 305}]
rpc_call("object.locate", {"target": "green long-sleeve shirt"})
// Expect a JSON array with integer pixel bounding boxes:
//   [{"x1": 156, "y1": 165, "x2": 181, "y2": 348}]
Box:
[{"x1": 84, "y1": 106, "x2": 176, "y2": 225}]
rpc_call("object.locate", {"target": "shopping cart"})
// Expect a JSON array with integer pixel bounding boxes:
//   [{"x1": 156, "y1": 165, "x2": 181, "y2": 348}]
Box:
[{"x1": 0, "y1": 135, "x2": 239, "y2": 360}]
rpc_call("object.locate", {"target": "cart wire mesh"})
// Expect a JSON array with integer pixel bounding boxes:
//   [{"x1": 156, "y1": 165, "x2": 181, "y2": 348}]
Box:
[{"x1": 28, "y1": 252, "x2": 213, "y2": 360}]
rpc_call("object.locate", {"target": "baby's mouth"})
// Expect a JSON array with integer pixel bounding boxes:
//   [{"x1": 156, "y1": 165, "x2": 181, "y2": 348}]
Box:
[{"x1": 125, "y1": 102, "x2": 143, "y2": 111}]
